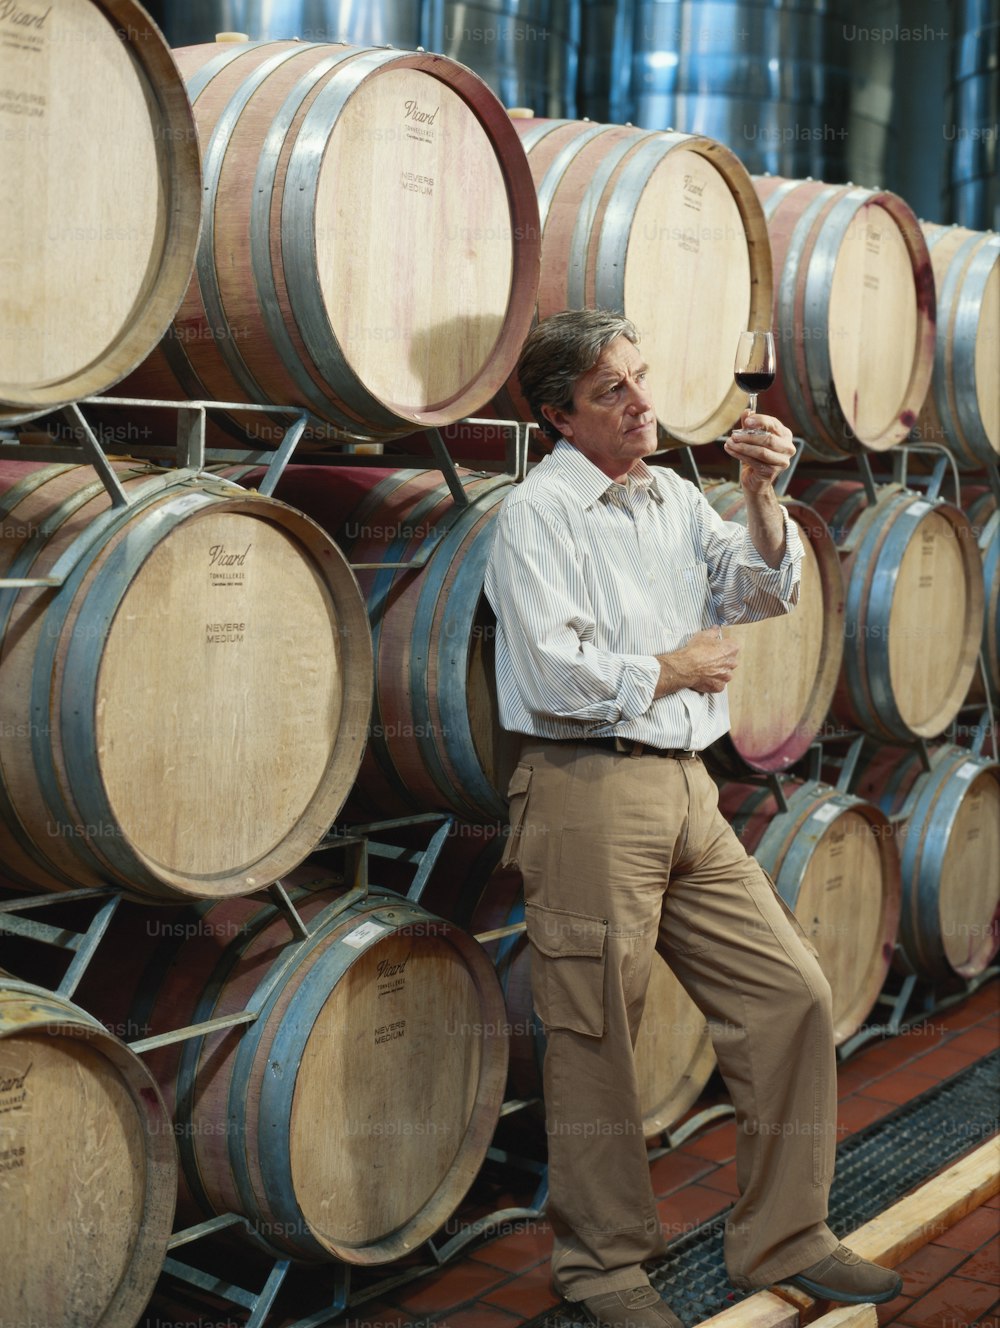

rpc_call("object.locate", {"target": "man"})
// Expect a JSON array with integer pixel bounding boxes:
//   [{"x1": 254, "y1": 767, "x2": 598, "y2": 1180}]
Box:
[{"x1": 483, "y1": 309, "x2": 902, "y2": 1328}]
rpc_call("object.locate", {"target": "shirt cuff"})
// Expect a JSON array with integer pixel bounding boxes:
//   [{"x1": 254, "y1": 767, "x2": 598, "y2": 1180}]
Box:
[{"x1": 617, "y1": 654, "x2": 662, "y2": 721}]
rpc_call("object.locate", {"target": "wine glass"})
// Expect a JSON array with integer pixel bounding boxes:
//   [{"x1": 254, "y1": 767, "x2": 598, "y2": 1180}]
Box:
[{"x1": 734, "y1": 330, "x2": 776, "y2": 416}]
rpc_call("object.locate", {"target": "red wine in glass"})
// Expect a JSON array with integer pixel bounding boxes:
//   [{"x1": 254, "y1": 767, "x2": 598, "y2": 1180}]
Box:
[{"x1": 734, "y1": 331, "x2": 776, "y2": 415}]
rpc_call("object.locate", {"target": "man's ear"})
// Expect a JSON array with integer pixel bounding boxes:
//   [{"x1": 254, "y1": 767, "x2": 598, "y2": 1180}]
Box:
[{"x1": 541, "y1": 403, "x2": 571, "y2": 441}]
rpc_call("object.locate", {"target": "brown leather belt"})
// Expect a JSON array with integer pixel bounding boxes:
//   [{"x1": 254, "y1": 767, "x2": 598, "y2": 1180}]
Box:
[{"x1": 542, "y1": 736, "x2": 700, "y2": 760}]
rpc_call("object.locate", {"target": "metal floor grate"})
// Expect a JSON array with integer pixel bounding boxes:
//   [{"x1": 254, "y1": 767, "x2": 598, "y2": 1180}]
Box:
[{"x1": 525, "y1": 1050, "x2": 1000, "y2": 1328}]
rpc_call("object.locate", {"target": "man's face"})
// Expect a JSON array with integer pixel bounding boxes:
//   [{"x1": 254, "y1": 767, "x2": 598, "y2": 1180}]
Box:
[{"x1": 541, "y1": 335, "x2": 657, "y2": 480}]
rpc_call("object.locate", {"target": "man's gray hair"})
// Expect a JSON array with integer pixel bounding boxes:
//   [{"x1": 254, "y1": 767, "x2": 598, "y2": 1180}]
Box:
[{"x1": 517, "y1": 309, "x2": 640, "y2": 442}]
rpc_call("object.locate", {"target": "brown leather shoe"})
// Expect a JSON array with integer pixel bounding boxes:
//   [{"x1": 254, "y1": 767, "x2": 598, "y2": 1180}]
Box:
[
  {"x1": 579, "y1": 1283, "x2": 684, "y2": 1328},
  {"x1": 786, "y1": 1244, "x2": 903, "y2": 1304}
]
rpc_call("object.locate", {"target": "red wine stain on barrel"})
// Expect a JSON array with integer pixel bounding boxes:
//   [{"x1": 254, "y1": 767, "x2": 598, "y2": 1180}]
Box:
[
  {"x1": 914, "y1": 259, "x2": 936, "y2": 313},
  {"x1": 900, "y1": 409, "x2": 916, "y2": 428}
]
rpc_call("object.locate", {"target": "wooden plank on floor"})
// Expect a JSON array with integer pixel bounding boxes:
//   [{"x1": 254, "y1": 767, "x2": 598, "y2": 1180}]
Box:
[
  {"x1": 697, "y1": 1292, "x2": 800, "y2": 1328},
  {"x1": 695, "y1": 1136, "x2": 1000, "y2": 1328},
  {"x1": 810, "y1": 1307, "x2": 878, "y2": 1328}
]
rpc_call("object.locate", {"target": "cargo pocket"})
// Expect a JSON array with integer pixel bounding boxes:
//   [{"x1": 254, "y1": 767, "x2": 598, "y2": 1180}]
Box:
[
  {"x1": 525, "y1": 903, "x2": 608, "y2": 1037},
  {"x1": 500, "y1": 763, "x2": 533, "y2": 869}
]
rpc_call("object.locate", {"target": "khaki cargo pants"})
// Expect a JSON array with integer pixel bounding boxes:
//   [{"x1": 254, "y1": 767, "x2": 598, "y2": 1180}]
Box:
[{"x1": 505, "y1": 739, "x2": 840, "y2": 1301}]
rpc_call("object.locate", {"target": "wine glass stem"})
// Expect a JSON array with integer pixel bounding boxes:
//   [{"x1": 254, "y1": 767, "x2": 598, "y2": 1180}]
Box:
[{"x1": 748, "y1": 393, "x2": 757, "y2": 415}]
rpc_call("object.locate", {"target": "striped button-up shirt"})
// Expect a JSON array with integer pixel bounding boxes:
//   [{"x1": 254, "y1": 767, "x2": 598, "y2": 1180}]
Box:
[{"x1": 483, "y1": 440, "x2": 803, "y2": 750}]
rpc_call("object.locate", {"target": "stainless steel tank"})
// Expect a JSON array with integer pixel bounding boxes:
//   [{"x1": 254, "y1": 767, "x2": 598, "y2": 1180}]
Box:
[
  {"x1": 628, "y1": 0, "x2": 901, "y2": 188},
  {"x1": 631, "y1": 0, "x2": 857, "y2": 178},
  {"x1": 146, "y1": 1, "x2": 423, "y2": 48},
  {"x1": 144, "y1": 0, "x2": 245, "y2": 45},
  {"x1": 578, "y1": 0, "x2": 636, "y2": 123},
  {"x1": 243, "y1": 0, "x2": 424, "y2": 45},
  {"x1": 421, "y1": 0, "x2": 580, "y2": 117},
  {"x1": 946, "y1": 0, "x2": 999, "y2": 229},
  {"x1": 841, "y1": 0, "x2": 899, "y2": 188}
]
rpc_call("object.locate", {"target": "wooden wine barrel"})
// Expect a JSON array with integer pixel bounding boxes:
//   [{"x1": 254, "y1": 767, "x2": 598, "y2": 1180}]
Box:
[
  {"x1": 916, "y1": 225, "x2": 1000, "y2": 470},
  {"x1": 852, "y1": 743, "x2": 1000, "y2": 981},
  {"x1": 799, "y1": 479, "x2": 984, "y2": 742},
  {"x1": 117, "y1": 38, "x2": 540, "y2": 446},
  {"x1": 497, "y1": 118, "x2": 772, "y2": 444},
  {"x1": 719, "y1": 779, "x2": 902, "y2": 1044},
  {"x1": 73, "y1": 886, "x2": 508, "y2": 1264},
  {"x1": 0, "y1": 978, "x2": 176, "y2": 1326},
  {"x1": 0, "y1": 461, "x2": 372, "y2": 900},
  {"x1": 230, "y1": 465, "x2": 519, "y2": 822},
  {"x1": 469, "y1": 864, "x2": 716, "y2": 1138},
  {"x1": 0, "y1": 0, "x2": 201, "y2": 421},
  {"x1": 752, "y1": 176, "x2": 936, "y2": 458},
  {"x1": 702, "y1": 483, "x2": 844, "y2": 773}
]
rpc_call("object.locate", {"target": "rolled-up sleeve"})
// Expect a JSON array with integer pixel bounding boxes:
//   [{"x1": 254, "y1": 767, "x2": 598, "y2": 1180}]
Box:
[
  {"x1": 485, "y1": 500, "x2": 661, "y2": 726},
  {"x1": 693, "y1": 492, "x2": 804, "y2": 626}
]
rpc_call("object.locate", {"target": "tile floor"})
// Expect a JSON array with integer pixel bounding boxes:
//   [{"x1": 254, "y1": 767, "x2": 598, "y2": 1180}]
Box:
[{"x1": 146, "y1": 977, "x2": 999, "y2": 1328}]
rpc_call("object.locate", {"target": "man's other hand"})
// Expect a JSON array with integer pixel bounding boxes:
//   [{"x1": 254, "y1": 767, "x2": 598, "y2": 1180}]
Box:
[{"x1": 655, "y1": 629, "x2": 740, "y2": 697}]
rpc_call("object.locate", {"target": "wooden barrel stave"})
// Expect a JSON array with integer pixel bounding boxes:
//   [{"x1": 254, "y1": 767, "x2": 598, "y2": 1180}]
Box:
[
  {"x1": 720, "y1": 779, "x2": 902, "y2": 1045},
  {"x1": 0, "y1": 462, "x2": 372, "y2": 900},
  {"x1": 0, "y1": 978, "x2": 176, "y2": 1326}
]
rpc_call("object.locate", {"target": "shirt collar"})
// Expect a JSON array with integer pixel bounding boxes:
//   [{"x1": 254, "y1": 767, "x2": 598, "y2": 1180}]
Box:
[{"x1": 551, "y1": 440, "x2": 665, "y2": 509}]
